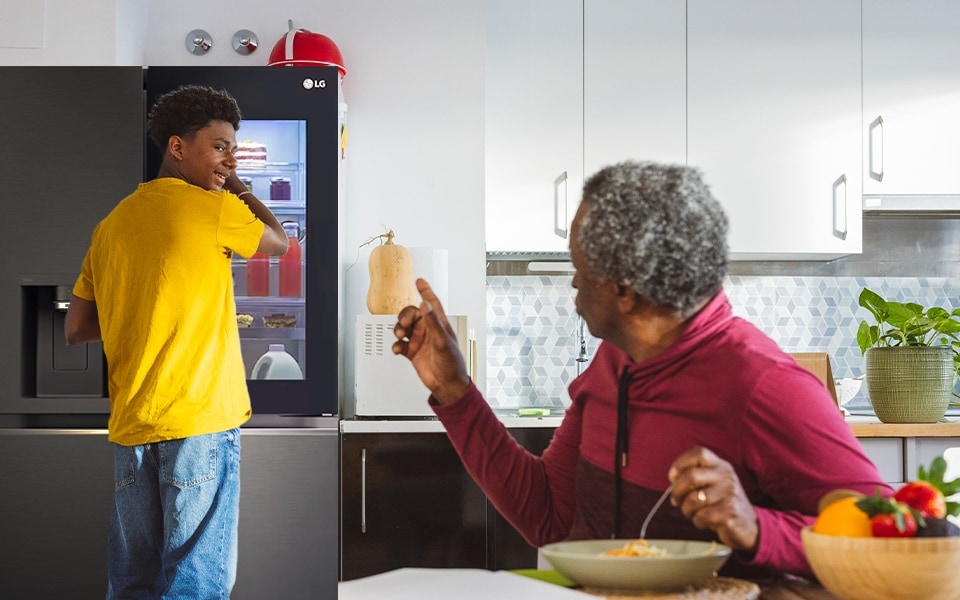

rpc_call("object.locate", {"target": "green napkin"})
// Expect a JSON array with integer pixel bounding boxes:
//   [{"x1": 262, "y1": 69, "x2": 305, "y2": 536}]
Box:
[{"x1": 509, "y1": 569, "x2": 577, "y2": 588}]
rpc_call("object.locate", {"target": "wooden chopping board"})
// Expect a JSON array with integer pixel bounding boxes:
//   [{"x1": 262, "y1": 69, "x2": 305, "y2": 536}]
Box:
[{"x1": 582, "y1": 576, "x2": 760, "y2": 600}]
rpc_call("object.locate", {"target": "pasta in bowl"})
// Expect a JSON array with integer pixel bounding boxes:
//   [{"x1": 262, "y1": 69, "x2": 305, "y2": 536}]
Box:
[
  {"x1": 601, "y1": 538, "x2": 671, "y2": 558},
  {"x1": 540, "y1": 538, "x2": 730, "y2": 593}
]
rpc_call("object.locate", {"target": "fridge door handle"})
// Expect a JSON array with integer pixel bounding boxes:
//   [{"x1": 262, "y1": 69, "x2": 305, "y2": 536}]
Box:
[{"x1": 360, "y1": 447, "x2": 367, "y2": 534}]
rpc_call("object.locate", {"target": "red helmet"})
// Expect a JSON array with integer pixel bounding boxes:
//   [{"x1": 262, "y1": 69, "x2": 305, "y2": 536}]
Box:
[{"x1": 268, "y1": 27, "x2": 346, "y2": 78}]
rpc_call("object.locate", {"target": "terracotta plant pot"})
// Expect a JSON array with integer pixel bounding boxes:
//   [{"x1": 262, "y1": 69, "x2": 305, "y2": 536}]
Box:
[{"x1": 865, "y1": 346, "x2": 954, "y2": 424}]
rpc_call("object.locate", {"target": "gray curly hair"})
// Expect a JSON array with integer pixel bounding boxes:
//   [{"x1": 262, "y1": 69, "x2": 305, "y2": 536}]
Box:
[{"x1": 576, "y1": 161, "x2": 729, "y2": 315}]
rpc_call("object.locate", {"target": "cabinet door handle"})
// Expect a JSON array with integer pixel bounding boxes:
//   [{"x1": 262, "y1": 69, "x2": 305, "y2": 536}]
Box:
[
  {"x1": 868, "y1": 115, "x2": 884, "y2": 182},
  {"x1": 832, "y1": 174, "x2": 848, "y2": 240},
  {"x1": 554, "y1": 171, "x2": 569, "y2": 239},
  {"x1": 361, "y1": 447, "x2": 367, "y2": 534}
]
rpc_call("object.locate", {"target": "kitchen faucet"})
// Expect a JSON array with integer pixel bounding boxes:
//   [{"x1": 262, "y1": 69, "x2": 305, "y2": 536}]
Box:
[{"x1": 576, "y1": 314, "x2": 589, "y2": 376}]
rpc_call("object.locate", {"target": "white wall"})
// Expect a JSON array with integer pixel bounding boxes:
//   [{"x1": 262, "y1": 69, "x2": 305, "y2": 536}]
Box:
[
  {"x1": 0, "y1": 0, "x2": 487, "y2": 413},
  {"x1": 114, "y1": 0, "x2": 147, "y2": 66},
  {"x1": 0, "y1": 0, "x2": 146, "y2": 65}
]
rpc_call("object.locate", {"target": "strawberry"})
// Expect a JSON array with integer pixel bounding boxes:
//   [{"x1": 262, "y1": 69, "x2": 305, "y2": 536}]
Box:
[
  {"x1": 855, "y1": 490, "x2": 924, "y2": 538},
  {"x1": 870, "y1": 510, "x2": 918, "y2": 538},
  {"x1": 913, "y1": 456, "x2": 960, "y2": 518},
  {"x1": 895, "y1": 481, "x2": 946, "y2": 519}
]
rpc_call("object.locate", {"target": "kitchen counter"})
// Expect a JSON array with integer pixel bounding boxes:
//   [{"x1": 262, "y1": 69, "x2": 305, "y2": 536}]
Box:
[
  {"x1": 340, "y1": 413, "x2": 564, "y2": 433},
  {"x1": 844, "y1": 415, "x2": 960, "y2": 437},
  {"x1": 341, "y1": 413, "x2": 960, "y2": 436}
]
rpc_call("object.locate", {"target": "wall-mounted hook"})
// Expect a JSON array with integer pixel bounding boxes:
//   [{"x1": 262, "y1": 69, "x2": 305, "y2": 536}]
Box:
[
  {"x1": 232, "y1": 30, "x2": 259, "y2": 55},
  {"x1": 185, "y1": 29, "x2": 213, "y2": 55}
]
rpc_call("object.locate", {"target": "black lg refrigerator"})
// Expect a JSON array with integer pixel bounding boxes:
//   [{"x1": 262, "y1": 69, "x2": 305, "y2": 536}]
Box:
[
  {"x1": 145, "y1": 66, "x2": 342, "y2": 419},
  {"x1": 0, "y1": 66, "x2": 341, "y2": 599}
]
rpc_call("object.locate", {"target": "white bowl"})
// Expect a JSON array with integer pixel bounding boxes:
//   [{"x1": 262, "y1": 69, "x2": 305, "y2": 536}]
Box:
[{"x1": 540, "y1": 539, "x2": 730, "y2": 593}]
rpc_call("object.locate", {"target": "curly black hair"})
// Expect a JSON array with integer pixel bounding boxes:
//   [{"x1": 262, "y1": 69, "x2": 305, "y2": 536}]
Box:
[
  {"x1": 146, "y1": 85, "x2": 242, "y2": 151},
  {"x1": 577, "y1": 161, "x2": 729, "y2": 315}
]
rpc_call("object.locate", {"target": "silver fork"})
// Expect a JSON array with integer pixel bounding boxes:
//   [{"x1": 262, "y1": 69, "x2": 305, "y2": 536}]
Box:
[{"x1": 639, "y1": 485, "x2": 673, "y2": 539}]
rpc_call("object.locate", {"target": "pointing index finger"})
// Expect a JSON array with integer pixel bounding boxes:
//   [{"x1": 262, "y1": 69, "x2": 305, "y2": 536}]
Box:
[{"x1": 416, "y1": 278, "x2": 450, "y2": 324}]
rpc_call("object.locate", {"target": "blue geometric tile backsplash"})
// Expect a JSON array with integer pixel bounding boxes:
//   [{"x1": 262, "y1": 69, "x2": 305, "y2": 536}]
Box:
[{"x1": 486, "y1": 275, "x2": 960, "y2": 410}]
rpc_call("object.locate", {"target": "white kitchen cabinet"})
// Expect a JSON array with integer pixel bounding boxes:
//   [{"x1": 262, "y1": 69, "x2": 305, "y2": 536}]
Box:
[
  {"x1": 485, "y1": 0, "x2": 583, "y2": 252},
  {"x1": 851, "y1": 425, "x2": 960, "y2": 492},
  {"x1": 858, "y1": 438, "x2": 905, "y2": 486},
  {"x1": 583, "y1": 0, "x2": 686, "y2": 178},
  {"x1": 485, "y1": 1, "x2": 685, "y2": 253},
  {"x1": 862, "y1": 1, "x2": 960, "y2": 200},
  {"x1": 688, "y1": 0, "x2": 862, "y2": 259},
  {"x1": 914, "y1": 438, "x2": 960, "y2": 484},
  {"x1": 488, "y1": 0, "x2": 860, "y2": 258}
]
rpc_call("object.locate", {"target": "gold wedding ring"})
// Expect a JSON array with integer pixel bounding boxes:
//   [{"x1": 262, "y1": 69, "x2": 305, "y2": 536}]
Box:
[{"x1": 696, "y1": 488, "x2": 707, "y2": 505}]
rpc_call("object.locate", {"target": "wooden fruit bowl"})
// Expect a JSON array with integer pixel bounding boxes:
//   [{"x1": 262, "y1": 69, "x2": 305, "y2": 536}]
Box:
[{"x1": 801, "y1": 526, "x2": 960, "y2": 600}]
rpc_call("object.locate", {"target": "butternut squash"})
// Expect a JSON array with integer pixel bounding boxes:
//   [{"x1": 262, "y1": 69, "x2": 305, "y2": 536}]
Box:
[{"x1": 366, "y1": 230, "x2": 420, "y2": 315}]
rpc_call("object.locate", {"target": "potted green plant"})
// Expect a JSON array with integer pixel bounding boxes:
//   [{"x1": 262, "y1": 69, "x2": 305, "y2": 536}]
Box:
[{"x1": 857, "y1": 288, "x2": 960, "y2": 423}]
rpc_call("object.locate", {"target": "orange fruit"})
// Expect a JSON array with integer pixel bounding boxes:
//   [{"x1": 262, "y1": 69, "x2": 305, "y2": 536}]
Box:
[{"x1": 813, "y1": 495, "x2": 873, "y2": 537}]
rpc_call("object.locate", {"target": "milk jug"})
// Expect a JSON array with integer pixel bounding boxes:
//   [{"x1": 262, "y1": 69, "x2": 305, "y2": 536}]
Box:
[{"x1": 251, "y1": 344, "x2": 303, "y2": 380}]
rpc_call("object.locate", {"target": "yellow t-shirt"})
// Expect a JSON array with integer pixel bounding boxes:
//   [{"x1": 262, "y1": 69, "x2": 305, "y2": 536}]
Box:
[{"x1": 72, "y1": 178, "x2": 265, "y2": 445}]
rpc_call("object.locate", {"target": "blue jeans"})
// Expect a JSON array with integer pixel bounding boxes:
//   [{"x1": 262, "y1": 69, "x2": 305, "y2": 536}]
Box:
[{"x1": 106, "y1": 428, "x2": 241, "y2": 600}]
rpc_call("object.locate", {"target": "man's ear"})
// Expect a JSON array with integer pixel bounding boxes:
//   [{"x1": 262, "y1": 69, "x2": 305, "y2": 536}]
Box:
[
  {"x1": 167, "y1": 135, "x2": 184, "y2": 161},
  {"x1": 614, "y1": 283, "x2": 639, "y2": 312}
]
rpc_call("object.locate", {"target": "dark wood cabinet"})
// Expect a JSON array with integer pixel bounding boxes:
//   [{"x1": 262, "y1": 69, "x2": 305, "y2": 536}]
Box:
[
  {"x1": 340, "y1": 426, "x2": 557, "y2": 580},
  {"x1": 340, "y1": 431, "x2": 489, "y2": 580}
]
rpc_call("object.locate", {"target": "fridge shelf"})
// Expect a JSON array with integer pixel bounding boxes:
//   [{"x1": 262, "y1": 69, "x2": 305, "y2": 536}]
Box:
[
  {"x1": 236, "y1": 163, "x2": 303, "y2": 177},
  {"x1": 264, "y1": 200, "x2": 305, "y2": 211},
  {"x1": 235, "y1": 296, "x2": 305, "y2": 307},
  {"x1": 238, "y1": 327, "x2": 305, "y2": 340}
]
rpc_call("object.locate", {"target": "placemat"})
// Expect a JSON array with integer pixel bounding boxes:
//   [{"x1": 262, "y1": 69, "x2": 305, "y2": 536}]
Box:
[{"x1": 583, "y1": 576, "x2": 760, "y2": 599}]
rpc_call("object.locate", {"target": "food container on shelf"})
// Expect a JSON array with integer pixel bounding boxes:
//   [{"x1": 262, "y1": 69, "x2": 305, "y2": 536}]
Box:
[{"x1": 270, "y1": 177, "x2": 291, "y2": 200}]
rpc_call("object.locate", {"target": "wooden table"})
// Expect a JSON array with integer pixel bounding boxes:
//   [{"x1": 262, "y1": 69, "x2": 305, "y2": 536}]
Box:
[
  {"x1": 584, "y1": 577, "x2": 837, "y2": 599},
  {"x1": 338, "y1": 568, "x2": 841, "y2": 599},
  {"x1": 758, "y1": 579, "x2": 837, "y2": 599}
]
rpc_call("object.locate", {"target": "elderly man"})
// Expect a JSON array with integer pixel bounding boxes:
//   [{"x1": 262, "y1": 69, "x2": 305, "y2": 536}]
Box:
[{"x1": 393, "y1": 161, "x2": 888, "y2": 580}]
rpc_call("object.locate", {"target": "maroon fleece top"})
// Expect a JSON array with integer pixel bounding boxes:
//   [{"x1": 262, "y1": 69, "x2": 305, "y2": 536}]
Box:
[{"x1": 433, "y1": 290, "x2": 889, "y2": 580}]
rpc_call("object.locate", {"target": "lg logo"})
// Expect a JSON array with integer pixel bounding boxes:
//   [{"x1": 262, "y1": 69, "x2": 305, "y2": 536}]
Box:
[{"x1": 302, "y1": 78, "x2": 327, "y2": 90}]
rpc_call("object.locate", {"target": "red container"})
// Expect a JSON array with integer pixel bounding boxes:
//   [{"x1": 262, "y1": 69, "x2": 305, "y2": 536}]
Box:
[
  {"x1": 268, "y1": 27, "x2": 346, "y2": 78},
  {"x1": 279, "y1": 223, "x2": 302, "y2": 297},
  {"x1": 246, "y1": 252, "x2": 270, "y2": 296}
]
